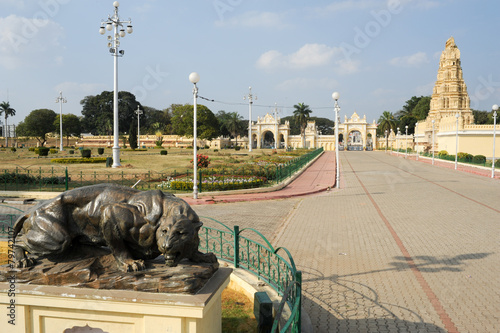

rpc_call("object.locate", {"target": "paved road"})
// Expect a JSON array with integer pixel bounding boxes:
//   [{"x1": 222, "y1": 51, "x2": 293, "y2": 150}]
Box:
[{"x1": 196, "y1": 151, "x2": 500, "y2": 333}]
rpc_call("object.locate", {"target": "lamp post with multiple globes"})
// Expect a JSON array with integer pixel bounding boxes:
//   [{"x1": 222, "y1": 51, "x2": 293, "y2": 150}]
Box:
[
  {"x1": 332, "y1": 92, "x2": 340, "y2": 189},
  {"x1": 99, "y1": 1, "x2": 133, "y2": 168}
]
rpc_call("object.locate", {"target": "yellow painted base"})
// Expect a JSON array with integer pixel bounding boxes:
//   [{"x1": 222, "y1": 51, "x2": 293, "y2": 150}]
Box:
[{"x1": 0, "y1": 267, "x2": 231, "y2": 333}]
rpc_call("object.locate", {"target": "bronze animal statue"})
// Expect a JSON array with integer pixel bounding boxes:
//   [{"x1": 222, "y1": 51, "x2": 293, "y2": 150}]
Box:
[{"x1": 13, "y1": 184, "x2": 216, "y2": 272}]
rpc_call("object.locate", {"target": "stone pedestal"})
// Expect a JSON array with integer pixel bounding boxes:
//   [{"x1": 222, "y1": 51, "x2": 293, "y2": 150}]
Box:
[{"x1": 0, "y1": 267, "x2": 231, "y2": 333}]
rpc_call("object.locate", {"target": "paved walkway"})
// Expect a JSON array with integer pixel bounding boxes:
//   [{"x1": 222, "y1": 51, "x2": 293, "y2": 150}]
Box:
[
  {"x1": 194, "y1": 151, "x2": 500, "y2": 333},
  {"x1": 182, "y1": 151, "x2": 336, "y2": 206}
]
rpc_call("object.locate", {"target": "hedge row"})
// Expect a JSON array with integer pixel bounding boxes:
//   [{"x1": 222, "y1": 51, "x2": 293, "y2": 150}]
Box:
[{"x1": 51, "y1": 157, "x2": 108, "y2": 164}]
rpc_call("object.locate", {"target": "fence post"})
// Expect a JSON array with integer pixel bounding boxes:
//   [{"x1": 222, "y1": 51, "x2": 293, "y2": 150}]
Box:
[
  {"x1": 295, "y1": 270, "x2": 302, "y2": 331},
  {"x1": 233, "y1": 225, "x2": 239, "y2": 268},
  {"x1": 198, "y1": 169, "x2": 202, "y2": 193},
  {"x1": 65, "y1": 168, "x2": 69, "y2": 191}
]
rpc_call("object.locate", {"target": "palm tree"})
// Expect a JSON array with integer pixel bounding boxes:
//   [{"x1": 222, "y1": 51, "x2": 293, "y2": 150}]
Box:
[
  {"x1": 293, "y1": 103, "x2": 312, "y2": 148},
  {"x1": 378, "y1": 111, "x2": 397, "y2": 149},
  {"x1": 224, "y1": 112, "x2": 244, "y2": 146},
  {"x1": 0, "y1": 101, "x2": 16, "y2": 147}
]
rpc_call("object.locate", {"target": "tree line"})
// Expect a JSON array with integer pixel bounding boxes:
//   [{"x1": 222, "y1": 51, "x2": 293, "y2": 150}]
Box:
[{"x1": 4, "y1": 91, "x2": 332, "y2": 148}]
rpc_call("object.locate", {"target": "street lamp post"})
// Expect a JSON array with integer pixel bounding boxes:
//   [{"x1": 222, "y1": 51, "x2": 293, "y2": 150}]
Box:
[
  {"x1": 405, "y1": 125, "x2": 408, "y2": 158},
  {"x1": 332, "y1": 92, "x2": 340, "y2": 189},
  {"x1": 455, "y1": 113, "x2": 459, "y2": 170},
  {"x1": 274, "y1": 102, "x2": 279, "y2": 149},
  {"x1": 135, "y1": 105, "x2": 143, "y2": 148},
  {"x1": 396, "y1": 127, "x2": 400, "y2": 155},
  {"x1": 432, "y1": 119, "x2": 435, "y2": 165},
  {"x1": 244, "y1": 87, "x2": 256, "y2": 152},
  {"x1": 415, "y1": 122, "x2": 419, "y2": 160},
  {"x1": 492, "y1": 104, "x2": 498, "y2": 178},
  {"x1": 55, "y1": 91, "x2": 66, "y2": 151},
  {"x1": 99, "y1": 1, "x2": 133, "y2": 168},
  {"x1": 189, "y1": 72, "x2": 200, "y2": 199},
  {"x1": 385, "y1": 130, "x2": 388, "y2": 153}
]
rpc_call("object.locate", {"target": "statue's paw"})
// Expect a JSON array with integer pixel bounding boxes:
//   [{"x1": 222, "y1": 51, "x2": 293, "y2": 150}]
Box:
[
  {"x1": 15, "y1": 257, "x2": 36, "y2": 268},
  {"x1": 122, "y1": 259, "x2": 146, "y2": 272}
]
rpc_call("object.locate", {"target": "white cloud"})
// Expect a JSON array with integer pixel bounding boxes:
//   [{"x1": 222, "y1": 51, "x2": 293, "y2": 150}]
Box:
[
  {"x1": 256, "y1": 43, "x2": 341, "y2": 70},
  {"x1": 389, "y1": 51, "x2": 428, "y2": 67},
  {"x1": 276, "y1": 77, "x2": 338, "y2": 91},
  {"x1": 324, "y1": 0, "x2": 380, "y2": 12},
  {"x1": 54, "y1": 82, "x2": 107, "y2": 97},
  {"x1": 215, "y1": 11, "x2": 289, "y2": 29},
  {"x1": 0, "y1": 14, "x2": 64, "y2": 69}
]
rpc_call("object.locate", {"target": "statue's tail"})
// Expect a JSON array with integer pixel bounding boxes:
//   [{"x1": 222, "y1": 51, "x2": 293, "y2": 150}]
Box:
[{"x1": 12, "y1": 214, "x2": 29, "y2": 239}]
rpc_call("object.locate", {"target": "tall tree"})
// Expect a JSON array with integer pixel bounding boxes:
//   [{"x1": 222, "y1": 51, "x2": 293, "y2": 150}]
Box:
[
  {"x1": 412, "y1": 96, "x2": 431, "y2": 120},
  {"x1": 53, "y1": 114, "x2": 82, "y2": 147},
  {"x1": 128, "y1": 121, "x2": 138, "y2": 149},
  {"x1": 0, "y1": 101, "x2": 16, "y2": 147},
  {"x1": 293, "y1": 103, "x2": 312, "y2": 147},
  {"x1": 377, "y1": 111, "x2": 397, "y2": 148},
  {"x1": 170, "y1": 104, "x2": 220, "y2": 142},
  {"x1": 396, "y1": 96, "x2": 423, "y2": 120},
  {"x1": 80, "y1": 91, "x2": 141, "y2": 135},
  {"x1": 224, "y1": 112, "x2": 245, "y2": 145},
  {"x1": 17, "y1": 109, "x2": 57, "y2": 146}
]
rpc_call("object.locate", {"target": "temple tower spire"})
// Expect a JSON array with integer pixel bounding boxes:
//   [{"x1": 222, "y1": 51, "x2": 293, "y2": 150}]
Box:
[{"x1": 428, "y1": 37, "x2": 473, "y2": 124}]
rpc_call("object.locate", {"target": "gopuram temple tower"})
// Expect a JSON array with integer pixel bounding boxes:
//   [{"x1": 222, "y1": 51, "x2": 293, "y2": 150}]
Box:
[{"x1": 427, "y1": 37, "x2": 474, "y2": 124}]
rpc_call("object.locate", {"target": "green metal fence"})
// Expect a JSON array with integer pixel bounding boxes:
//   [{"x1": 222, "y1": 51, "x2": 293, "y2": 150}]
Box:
[
  {"x1": 275, "y1": 147, "x2": 324, "y2": 183},
  {"x1": 198, "y1": 216, "x2": 301, "y2": 332}
]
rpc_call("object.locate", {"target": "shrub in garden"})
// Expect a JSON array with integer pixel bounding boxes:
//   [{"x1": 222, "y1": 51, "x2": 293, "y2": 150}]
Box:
[
  {"x1": 29, "y1": 147, "x2": 35, "y2": 152},
  {"x1": 10, "y1": 147, "x2": 16, "y2": 152},
  {"x1": 472, "y1": 155, "x2": 486, "y2": 164},
  {"x1": 191, "y1": 154, "x2": 210, "y2": 168},
  {"x1": 160, "y1": 150, "x2": 168, "y2": 155},
  {"x1": 457, "y1": 152, "x2": 473, "y2": 162},
  {"x1": 38, "y1": 147, "x2": 49, "y2": 156},
  {"x1": 81, "y1": 149, "x2": 91, "y2": 158},
  {"x1": 235, "y1": 146, "x2": 241, "y2": 151},
  {"x1": 438, "y1": 150, "x2": 448, "y2": 158},
  {"x1": 98, "y1": 148, "x2": 104, "y2": 155},
  {"x1": 49, "y1": 149, "x2": 58, "y2": 154},
  {"x1": 495, "y1": 159, "x2": 500, "y2": 168},
  {"x1": 69, "y1": 150, "x2": 74, "y2": 154}
]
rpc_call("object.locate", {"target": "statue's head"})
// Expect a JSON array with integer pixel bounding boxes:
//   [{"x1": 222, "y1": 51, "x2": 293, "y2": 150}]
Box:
[{"x1": 155, "y1": 199, "x2": 202, "y2": 267}]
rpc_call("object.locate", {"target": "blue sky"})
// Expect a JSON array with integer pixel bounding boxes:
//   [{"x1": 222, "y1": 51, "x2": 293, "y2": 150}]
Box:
[{"x1": 1, "y1": 0, "x2": 499, "y2": 127}]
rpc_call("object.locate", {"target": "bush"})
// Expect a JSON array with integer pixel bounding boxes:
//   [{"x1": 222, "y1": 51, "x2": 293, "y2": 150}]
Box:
[
  {"x1": 49, "y1": 149, "x2": 58, "y2": 154},
  {"x1": 160, "y1": 150, "x2": 168, "y2": 155},
  {"x1": 191, "y1": 154, "x2": 210, "y2": 168},
  {"x1": 69, "y1": 150, "x2": 74, "y2": 154},
  {"x1": 51, "y1": 157, "x2": 107, "y2": 164},
  {"x1": 472, "y1": 155, "x2": 486, "y2": 164},
  {"x1": 235, "y1": 146, "x2": 241, "y2": 151},
  {"x1": 29, "y1": 147, "x2": 35, "y2": 152},
  {"x1": 38, "y1": 147, "x2": 49, "y2": 156},
  {"x1": 214, "y1": 149, "x2": 219, "y2": 152},
  {"x1": 81, "y1": 149, "x2": 91, "y2": 158},
  {"x1": 438, "y1": 150, "x2": 448, "y2": 158},
  {"x1": 97, "y1": 148, "x2": 104, "y2": 155},
  {"x1": 457, "y1": 152, "x2": 473, "y2": 162},
  {"x1": 10, "y1": 147, "x2": 16, "y2": 152},
  {"x1": 495, "y1": 159, "x2": 500, "y2": 168}
]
